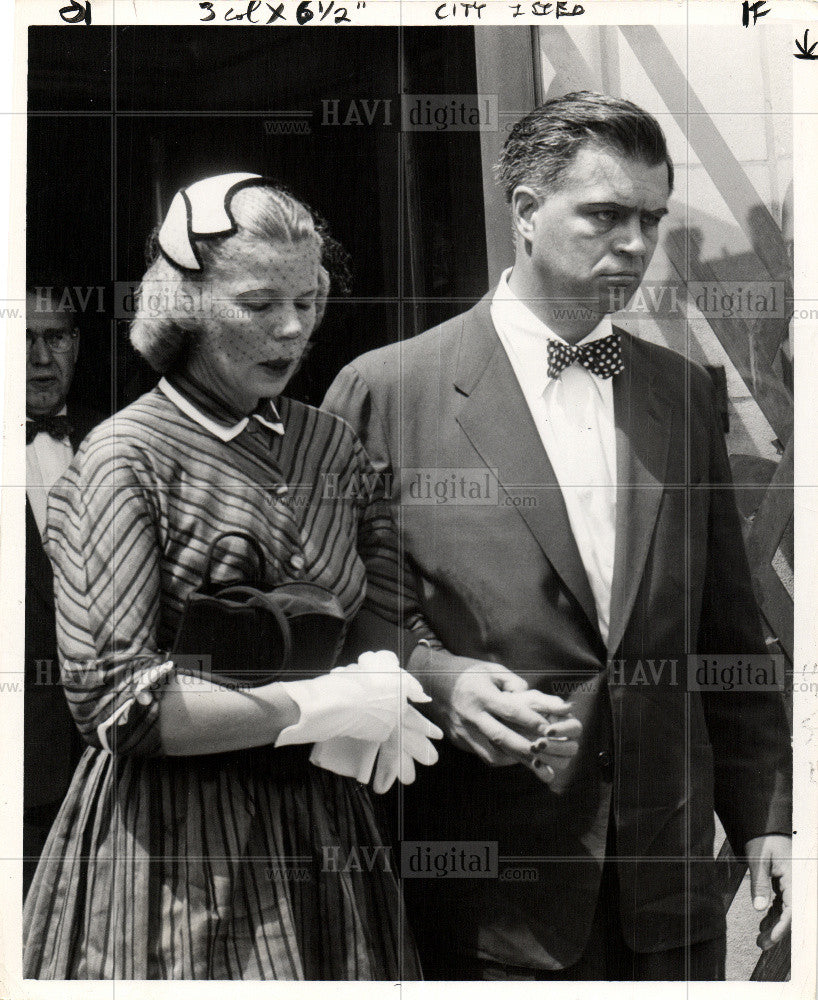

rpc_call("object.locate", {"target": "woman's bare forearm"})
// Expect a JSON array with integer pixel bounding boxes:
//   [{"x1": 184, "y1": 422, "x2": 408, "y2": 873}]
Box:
[{"x1": 158, "y1": 674, "x2": 300, "y2": 756}]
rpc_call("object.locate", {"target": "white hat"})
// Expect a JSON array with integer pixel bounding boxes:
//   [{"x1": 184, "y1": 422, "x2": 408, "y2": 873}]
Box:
[{"x1": 157, "y1": 172, "x2": 266, "y2": 271}]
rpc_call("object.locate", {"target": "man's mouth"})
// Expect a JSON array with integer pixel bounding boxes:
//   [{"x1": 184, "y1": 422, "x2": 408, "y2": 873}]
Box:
[{"x1": 259, "y1": 359, "x2": 294, "y2": 375}]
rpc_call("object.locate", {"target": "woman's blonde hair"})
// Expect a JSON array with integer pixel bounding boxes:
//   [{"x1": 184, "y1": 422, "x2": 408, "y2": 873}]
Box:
[{"x1": 130, "y1": 183, "x2": 340, "y2": 374}]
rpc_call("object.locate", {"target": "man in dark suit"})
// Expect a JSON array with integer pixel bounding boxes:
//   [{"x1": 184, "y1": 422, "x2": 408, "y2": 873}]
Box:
[
  {"x1": 25, "y1": 286, "x2": 99, "y2": 896},
  {"x1": 324, "y1": 93, "x2": 791, "y2": 979}
]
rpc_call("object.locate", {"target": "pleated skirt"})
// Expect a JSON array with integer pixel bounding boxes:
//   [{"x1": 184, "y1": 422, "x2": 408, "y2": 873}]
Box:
[{"x1": 23, "y1": 745, "x2": 420, "y2": 980}]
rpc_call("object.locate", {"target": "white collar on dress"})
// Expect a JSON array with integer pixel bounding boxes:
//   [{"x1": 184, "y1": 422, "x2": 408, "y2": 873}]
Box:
[{"x1": 159, "y1": 377, "x2": 284, "y2": 442}]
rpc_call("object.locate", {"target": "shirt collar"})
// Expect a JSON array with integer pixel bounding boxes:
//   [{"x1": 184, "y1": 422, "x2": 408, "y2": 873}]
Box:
[
  {"x1": 492, "y1": 268, "x2": 614, "y2": 398},
  {"x1": 159, "y1": 375, "x2": 284, "y2": 442}
]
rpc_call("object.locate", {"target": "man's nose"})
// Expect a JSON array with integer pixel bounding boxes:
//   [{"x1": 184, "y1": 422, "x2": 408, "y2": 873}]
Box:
[
  {"x1": 614, "y1": 218, "x2": 648, "y2": 257},
  {"x1": 29, "y1": 336, "x2": 54, "y2": 364}
]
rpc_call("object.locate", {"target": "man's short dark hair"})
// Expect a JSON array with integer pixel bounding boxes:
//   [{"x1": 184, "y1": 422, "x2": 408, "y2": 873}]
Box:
[{"x1": 496, "y1": 91, "x2": 674, "y2": 201}]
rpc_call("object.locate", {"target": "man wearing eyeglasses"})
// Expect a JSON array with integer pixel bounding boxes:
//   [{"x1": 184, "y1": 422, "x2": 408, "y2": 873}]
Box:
[{"x1": 24, "y1": 286, "x2": 100, "y2": 898}]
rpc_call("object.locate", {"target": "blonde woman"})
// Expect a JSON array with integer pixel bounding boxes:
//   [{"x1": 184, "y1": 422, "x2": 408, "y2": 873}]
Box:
[{"x1": 24, "y1": 174, "x2": 438, "y2": 980}]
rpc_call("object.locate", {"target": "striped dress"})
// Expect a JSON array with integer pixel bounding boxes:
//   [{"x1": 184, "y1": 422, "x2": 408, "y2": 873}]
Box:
[{"x1": 23, "y1": 378, "x2": 420, "y2": 980}]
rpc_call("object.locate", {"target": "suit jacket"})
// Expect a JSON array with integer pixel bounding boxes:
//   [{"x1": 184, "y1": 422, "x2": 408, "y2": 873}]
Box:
[
  {"x1": 25, "y1": 405, "x2": 100, "y2": 811},
  {"x1": 323, "y1": 295, "x2": 792, "y2": 968}
]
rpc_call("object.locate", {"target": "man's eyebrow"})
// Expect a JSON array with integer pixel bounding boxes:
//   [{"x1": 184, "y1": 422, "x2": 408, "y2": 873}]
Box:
[{"x1": 580, "y1": 202, "x2": 669, "y2": 217}]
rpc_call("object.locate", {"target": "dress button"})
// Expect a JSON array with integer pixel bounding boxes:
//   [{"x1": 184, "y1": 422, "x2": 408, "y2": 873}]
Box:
[
  {"x1": 597, "y1": 749, "x2": 613, "y2": 778},
  {"x1": 288, "y1": 554, "x2": 305, "y2": 572}
]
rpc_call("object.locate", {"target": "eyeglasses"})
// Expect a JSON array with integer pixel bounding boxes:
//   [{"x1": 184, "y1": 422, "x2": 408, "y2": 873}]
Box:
[{"x1": 26, "y1": 329, "x2": 78, "y2": 355}]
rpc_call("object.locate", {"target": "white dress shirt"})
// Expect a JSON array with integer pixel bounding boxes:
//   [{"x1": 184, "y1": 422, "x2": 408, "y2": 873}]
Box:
[
  {"x1": 490, "y1": 269, "x2": 617, "y2": 643},
  {"x1": 26, "y1": 406, "x2": 74, "y2": 537}
]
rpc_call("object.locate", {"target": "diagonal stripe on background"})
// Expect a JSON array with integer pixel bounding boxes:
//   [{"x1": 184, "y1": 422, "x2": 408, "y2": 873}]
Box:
[{"x1": 620, "y1": 25, "x2": 787, "y2": 281}]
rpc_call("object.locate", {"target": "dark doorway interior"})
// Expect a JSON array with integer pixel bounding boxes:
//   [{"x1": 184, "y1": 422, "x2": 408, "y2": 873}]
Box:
[{"x1": 27, "y1": 26, "x2": 487, "y2": 415}]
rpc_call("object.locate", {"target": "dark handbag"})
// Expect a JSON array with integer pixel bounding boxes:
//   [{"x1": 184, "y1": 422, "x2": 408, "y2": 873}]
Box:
[{"x1": 172, "y1": 531, "x2": 347, "y2": 688}]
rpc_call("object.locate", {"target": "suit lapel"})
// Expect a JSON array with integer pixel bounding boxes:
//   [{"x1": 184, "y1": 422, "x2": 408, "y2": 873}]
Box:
[
  {"x1": 606, "y1": 332, "x2": 673, "y2": 658},
  {"x1": 453, "y1": 299, "x2": 600, "y2": 639}
]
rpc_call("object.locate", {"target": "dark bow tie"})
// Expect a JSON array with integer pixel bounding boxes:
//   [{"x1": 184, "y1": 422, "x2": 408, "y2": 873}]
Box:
[
  {"x1": 546, "y1": 332, "x2": 624, "y2": 380},
  {"x1": 26, "y1": 415, "x2": 74, "y2": 445}
]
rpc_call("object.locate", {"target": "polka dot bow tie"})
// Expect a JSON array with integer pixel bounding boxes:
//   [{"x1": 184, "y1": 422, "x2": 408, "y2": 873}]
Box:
[{"x1": 546, "y1": 332, "x2": 624, "y2": 380}]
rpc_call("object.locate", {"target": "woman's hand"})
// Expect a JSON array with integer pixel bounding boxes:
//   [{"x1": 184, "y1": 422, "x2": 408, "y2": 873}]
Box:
[
  {"x1": 276, "y1": 650, "x2": 422, "y2": 747},
  {"x1": 307, "y1": 651, "x2": 444, "y2": 789},
  {"x1": 159, "y1": 650, "x2": 434, "y2": 759},
  {"x1": 370, "y1": 705, "x2": 443, "y2": 793},
  {"x1": 352, "y1": 650, "x2": 443, "y2": 792}
]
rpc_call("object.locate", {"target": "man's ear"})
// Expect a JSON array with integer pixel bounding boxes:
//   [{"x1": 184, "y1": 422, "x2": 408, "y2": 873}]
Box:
[
  {"x1": 70, "y1": 326, "x2": 80, "y2": 366},
  {"x1": 510, "y1": 185, "x2": 542, "y2": 243}
]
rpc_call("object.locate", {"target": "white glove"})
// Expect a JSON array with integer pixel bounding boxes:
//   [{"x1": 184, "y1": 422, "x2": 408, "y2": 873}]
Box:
[
  {"x1": 372, "y1": 705, "x2": 442, "y2": 794},
  {"x1": 308, "y1": 651, "x2": 443, "y2": 790},
  {"x1": 275, "y1": 650, "x2": 406, "y2": 747},
  {"x1": 309, "y1": 735, "x2": 380, "y2": 783}
]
